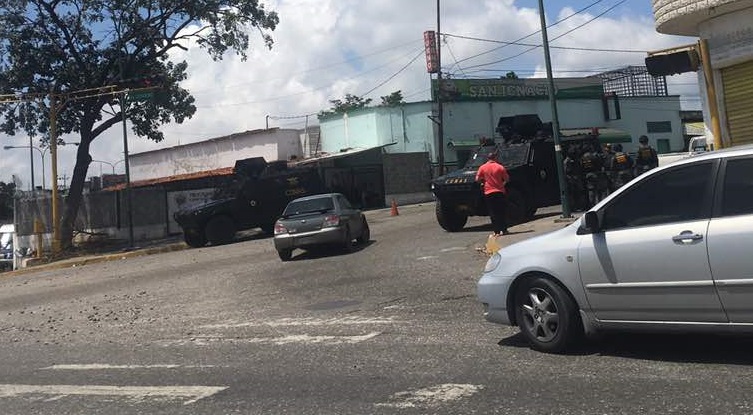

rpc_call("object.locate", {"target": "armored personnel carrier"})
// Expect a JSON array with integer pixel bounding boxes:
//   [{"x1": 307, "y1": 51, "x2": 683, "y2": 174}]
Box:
[
  {"x1": 174, "y1": 157, "x2": 325, "y2": 247},
  {"x1": 430, "y1": 115, "x2": 599, "y2": 232}
]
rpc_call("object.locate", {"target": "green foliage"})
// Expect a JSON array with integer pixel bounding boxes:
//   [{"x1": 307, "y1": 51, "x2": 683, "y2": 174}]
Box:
[
  {"x1": 505, "y1": 71, "x2": 519, "y2": 79},
  {"x1": 379, "y1": 91, "x2": 404, "y2": 107},
  {"x1": 320, "y1": 94, "x2": 373, "y2": 116},
  {"x1": 0, "y1": 182, "x2": 15, "y2": 222},
  {"x1": 0, "y1": 0, "x2": 279, "y2": 248}
]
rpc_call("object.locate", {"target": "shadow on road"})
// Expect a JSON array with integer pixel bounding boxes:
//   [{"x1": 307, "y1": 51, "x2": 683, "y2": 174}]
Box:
[
  {"x1": 498, "y1": 331, "x2": 753, "y2": 364},
  {"x1": 287, "y1": 240, "x2": 375, "y2": 261}
]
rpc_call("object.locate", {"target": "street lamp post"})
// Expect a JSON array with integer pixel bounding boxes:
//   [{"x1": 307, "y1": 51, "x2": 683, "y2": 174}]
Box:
[
  {"x1": 92, "y1": 159, "x2": 125, "y2": 175},
  {"x1": 3, "y1": 141, "x2": 79, "y2": 191},
  {"x1": 3, "y1": 145, "x2": 46, "y2": 190}
]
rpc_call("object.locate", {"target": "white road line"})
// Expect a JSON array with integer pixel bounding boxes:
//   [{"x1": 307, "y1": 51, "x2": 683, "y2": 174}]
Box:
[
  {"x1": 440, "y1": 247, "x2": 466, "y2": 252},
  {"x1": 0, "y1": 384, "x2": 228, "y2": 405},
  {"x1": 375, "y1": 384, "x2": 484, "y2": 409},
  {"x1": 159, "y1": 332, "x2": 382, "y2": 346},
  {"x1": 416, "y1": 256, "x2": 438, "y2": 260},
  {"x1": 41, "y1": 364, "x2": 216, "y2": 370},
  {"x1": 201, "y1": 316, "x2": 396, "y2": 329}
]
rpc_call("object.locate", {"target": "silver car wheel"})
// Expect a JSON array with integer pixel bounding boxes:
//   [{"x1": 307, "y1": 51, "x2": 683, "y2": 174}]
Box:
[{"x1": 520, "y1": 287, "x2": 560, "y2": 342}]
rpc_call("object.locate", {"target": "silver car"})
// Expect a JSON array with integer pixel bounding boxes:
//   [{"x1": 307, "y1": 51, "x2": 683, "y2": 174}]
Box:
[
  {"x1": 273, "y1": 193, "x2": 370, "y2": 261},
  {"x1": 478, "y1": 144, "x2": 753, "y2": 353}
]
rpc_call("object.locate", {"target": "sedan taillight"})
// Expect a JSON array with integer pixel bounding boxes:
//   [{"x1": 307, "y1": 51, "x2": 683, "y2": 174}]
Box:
[
  {"x1": 323, "y1": 214, "x2": 340, "y2": 227},
  {"x1": 274, "y1": 221, "x2": 288, "y2": 235}
]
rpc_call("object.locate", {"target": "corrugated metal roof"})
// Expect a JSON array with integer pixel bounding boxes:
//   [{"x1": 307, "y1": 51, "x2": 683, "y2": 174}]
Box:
[{"x1": 104, "y1": 166, "x2": 235, "y2": 191}]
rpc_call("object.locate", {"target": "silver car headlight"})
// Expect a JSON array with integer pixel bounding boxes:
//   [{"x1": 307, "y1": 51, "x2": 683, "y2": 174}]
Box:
[{"x1": 484, "y1": 252, "x2": 502, "y2": 273}]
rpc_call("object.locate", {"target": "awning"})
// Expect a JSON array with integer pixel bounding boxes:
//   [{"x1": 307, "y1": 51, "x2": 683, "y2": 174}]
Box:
[
  {"x1": 559, "y1": 128, "x2": 632, "y2": 144},
  {"x1": 597, "y1": 128, "x2": 632, "y2": 144},
  {"x1": 447, "y1": 139, "x2": 481, "y2": 148}
]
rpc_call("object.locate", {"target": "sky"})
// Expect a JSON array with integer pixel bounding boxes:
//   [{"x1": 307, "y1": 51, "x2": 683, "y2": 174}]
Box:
[{"x1": 0, "y1": 0, "x2": 701, "y2": 190}]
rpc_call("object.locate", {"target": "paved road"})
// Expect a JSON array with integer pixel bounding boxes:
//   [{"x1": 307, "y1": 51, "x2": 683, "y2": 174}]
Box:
[{"x1": 1, "y1": 203, "x2": 752, "y2": 414}]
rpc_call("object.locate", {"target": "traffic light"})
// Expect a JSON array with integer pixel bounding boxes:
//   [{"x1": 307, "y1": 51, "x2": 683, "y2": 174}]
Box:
[{"x1": 645, "y1": 49, "x2": 700, "y2": 77}]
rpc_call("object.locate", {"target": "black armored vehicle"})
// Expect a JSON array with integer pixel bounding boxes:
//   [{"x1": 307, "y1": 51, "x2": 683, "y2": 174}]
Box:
[
  {"x1": 431, "y1": 114, "x2": 599, "y2": 232},
  {"x1": 174, "y1": 157, "x2": 326, "y2": 247}
]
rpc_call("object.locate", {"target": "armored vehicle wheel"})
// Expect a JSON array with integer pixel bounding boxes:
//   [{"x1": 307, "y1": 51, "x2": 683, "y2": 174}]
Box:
[
  {"x1": 260, "y1": 222, "x2": 275, "y2": 235},
  {"x1": 436, "y1": 200, "x2": 468, "y2": 232},
  {"x1": 206, "y1": 215, "x2": 236, "y2": 245},
  {"x1": 183, "y1": 229, "x2": 207, "y2": 248}
]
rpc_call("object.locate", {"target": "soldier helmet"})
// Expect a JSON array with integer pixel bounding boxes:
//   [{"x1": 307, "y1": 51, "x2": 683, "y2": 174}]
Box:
[
  {"x1": 613, "y1": 143, "x2": 623, "y2": 152},
  {"x1": 639, "y1": 135, "x2": 649, "y2": 144}
]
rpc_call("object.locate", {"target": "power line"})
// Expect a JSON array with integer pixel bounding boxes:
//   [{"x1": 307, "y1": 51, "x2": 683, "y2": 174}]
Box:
[
  {"x1": 451, "y1": 0, "x2": 609, "y2": 66},
  {"x1": 460, "y1": 0, "x2": 628, "y2": 72},
  {"x1": 359, "y1": 50, "x2": 425, "y2": 98},
  {"x1": 445, "y1": 33, "x2": 645, "y2": 54}
]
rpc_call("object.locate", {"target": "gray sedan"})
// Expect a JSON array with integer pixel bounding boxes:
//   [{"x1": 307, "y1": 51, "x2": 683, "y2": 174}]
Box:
[
  {"x1": 273, "y1": 193, "x2": 370, "y2": 261},
  {"x1": 478, "y1": 144, "x2": 753, "y2": 353}
]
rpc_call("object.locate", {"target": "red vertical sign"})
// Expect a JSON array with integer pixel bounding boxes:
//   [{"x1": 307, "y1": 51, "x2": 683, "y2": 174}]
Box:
[{"x1": 424, "y1": 31, "x2": 439, "y2": 74}]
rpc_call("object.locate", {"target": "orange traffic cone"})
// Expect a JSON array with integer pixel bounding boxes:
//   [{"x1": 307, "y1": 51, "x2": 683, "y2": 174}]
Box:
[{"x1": 390, "y1": 199, "x2": 399, "y2": 216}]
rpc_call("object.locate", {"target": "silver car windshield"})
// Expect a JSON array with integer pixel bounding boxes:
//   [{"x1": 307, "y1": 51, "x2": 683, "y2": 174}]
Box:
[{"x1": 284, "y1": 197, "x2": 335, "y2": 216}]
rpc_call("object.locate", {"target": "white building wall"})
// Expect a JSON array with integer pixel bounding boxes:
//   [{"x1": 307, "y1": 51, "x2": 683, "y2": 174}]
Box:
[
  {"x1": 606, "y1": 96, "x2": 684, "y2": 153},
  {"x1": 129, "y1": 129, "x2": 302, "y2": 181}
]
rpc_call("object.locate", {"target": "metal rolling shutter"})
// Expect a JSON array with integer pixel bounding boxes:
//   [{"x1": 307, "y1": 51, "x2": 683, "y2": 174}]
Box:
[{"x1": 722, "y1": 60, "x2": 753, "y2": 146}]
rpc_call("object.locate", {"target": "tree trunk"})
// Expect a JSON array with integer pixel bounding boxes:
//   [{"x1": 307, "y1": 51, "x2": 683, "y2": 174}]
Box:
[{"x1": 60, "y1": 134, "x2": 93, "y2": 250}]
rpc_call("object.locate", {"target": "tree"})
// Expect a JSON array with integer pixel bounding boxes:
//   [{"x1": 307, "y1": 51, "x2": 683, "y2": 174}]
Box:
[
  {"x1": 321, "y1": 94, "x2": 372, "y2": 115},
  {"x1": 0, "y1": 0, "x2": 279, "y2": 249},
  {"x1": 0, "y1": 182, "x2": 15, "y2": 222},
  {"x1": 379, "y1": 91, "x2": 404, "y2": 107},
  {"x1": 505, "y1": 71, "x2": 519, "y2": 79}
]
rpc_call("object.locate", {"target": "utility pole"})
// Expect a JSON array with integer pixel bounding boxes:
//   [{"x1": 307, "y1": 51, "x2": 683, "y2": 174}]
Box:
[
  {"x1": 538, "y1": 0, "x2": 571, "y2": 218},
  {"x1": 49, "y1": 92, "x2": 62, "y2": 253},
  {"x1": 121, "y1": 91, "x2": 135, "y2": 248},
  {"x1": 436, "y1": 0, "x2": 445, "y2": 176}
]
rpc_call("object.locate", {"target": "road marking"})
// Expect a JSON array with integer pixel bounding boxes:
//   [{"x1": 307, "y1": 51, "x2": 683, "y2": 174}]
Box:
[
  {"x1": 440, "y1": 247, "x2": 466, "y2": 252},
  {"x1": 200, "y1": 316, "x2": 396, "y2": 329},
  {"x1": 41, "y1": 364, "x2": 216, "y2": 370},
  {"x1": 375, "y1": 384, "x2": 484, "y2": 409},
  {"x1": 416, "y1": 256, "x2": 438, "y2": 260},
  {"x1": 159, "y1": 332, "x2": 382, "y2": 347},
  {"x1": 0, "y1": 384, "x2": 227, "y2": 405}
]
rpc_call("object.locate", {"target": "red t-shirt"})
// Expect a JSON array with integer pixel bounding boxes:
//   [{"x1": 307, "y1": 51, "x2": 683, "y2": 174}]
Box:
[{"x1": 476, "y1": 160, "x2": 509, "y2": 195}]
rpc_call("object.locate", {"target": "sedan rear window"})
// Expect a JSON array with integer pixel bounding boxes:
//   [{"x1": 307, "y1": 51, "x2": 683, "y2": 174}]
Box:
[{"x1": 284, "y1": 197, "x2": 334, "y2": 216}]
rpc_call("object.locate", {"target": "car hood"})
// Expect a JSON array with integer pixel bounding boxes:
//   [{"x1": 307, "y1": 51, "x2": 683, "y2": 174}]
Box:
[{"x1": 495, "y1": 218, "x2": 581, "y2": 259}]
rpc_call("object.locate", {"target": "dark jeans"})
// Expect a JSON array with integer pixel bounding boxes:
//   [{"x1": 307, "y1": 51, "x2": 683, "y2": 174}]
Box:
[{"x1": 485, "y1": 192, "x2": 508, "y2": 234}]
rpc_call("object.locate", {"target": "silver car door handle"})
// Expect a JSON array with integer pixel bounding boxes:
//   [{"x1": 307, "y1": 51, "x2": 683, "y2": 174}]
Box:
[{"x1": 672, "y1": 232, "x2": 703, "y2": 243}]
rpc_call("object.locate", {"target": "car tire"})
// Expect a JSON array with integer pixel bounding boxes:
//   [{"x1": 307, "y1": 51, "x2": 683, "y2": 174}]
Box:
[
  {"x1": 435, "y1": 200, "x2": 468, "y2": 232},
  {"x1": 356, "y1": 218, "x2": 370, "y2": 245},
  {"x1": 277, "y1": 249, "x2": 292, "y2": 261},
  {"x1": 342, "y1": 226, "x2": 354, "y2": 253},
  {"x1": 183, "y1": 229, "x2": 207, "y2": 248},
  {"x1": 514, "y1": 276, "x2": 582, "y2": 353},
  {"x1": 205, "y1": 216, "x2": 236, "y2": 245}
]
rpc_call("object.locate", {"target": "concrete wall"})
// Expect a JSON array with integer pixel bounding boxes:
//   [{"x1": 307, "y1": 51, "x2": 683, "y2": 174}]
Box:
[
  {"x1": 382, "y1": 152, "x2": 433, "y2": 205},
  {"x1": 653, "y1": 0, "x2": 753, "y2": 36},
  {"x1": 606, "y1": 96, "x2": 685, "y2": 153},
  {"x1": 129, "y1": 129, "x2": 302, "y2": 181}
]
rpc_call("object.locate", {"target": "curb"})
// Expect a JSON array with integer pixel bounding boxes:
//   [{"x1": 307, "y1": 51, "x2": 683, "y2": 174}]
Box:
[{"x1": 3, "y1": 242, "x2": 189, "y2": 277}]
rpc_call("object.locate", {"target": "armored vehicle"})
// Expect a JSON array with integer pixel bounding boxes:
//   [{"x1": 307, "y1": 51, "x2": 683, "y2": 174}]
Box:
[
  {"x1": 431, "y1": 115, "x2": 599, "y2": 232},
  {"x1": 174, "y1": 157, "x2": 326, "y2": 247}
]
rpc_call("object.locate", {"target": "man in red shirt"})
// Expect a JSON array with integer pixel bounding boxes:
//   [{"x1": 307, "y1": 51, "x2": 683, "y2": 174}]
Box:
[{"x1": 475, "y1": 149, "x2": 511, "y2": 236}]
